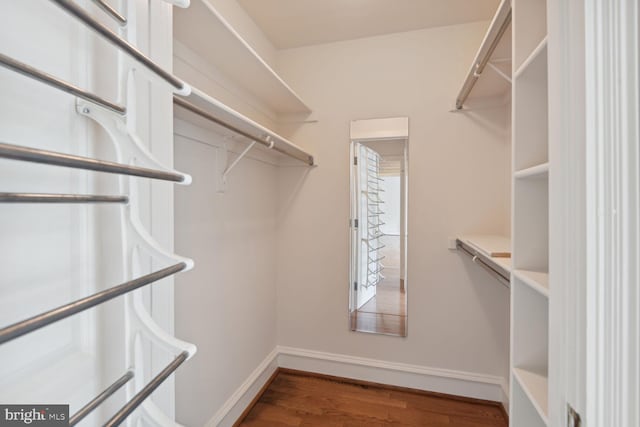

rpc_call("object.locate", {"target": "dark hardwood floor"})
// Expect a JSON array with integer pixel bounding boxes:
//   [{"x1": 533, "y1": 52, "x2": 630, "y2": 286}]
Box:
[{"x1": 237, "y1": 370, "x2": 508, "y2": 427}]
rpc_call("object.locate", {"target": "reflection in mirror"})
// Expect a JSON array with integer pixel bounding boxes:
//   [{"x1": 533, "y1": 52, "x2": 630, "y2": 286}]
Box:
[{"x1": 349, "y1": 118, "x2": 408, "y2": 336}]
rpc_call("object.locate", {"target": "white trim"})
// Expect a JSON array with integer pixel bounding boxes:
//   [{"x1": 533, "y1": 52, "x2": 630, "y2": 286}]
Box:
[
  {"x1": 277, "y1": 346, "x2": 505, "y2": 403},
  {"x1": 500, "y1": 380, "x2": 510, "y2": 415},
  {"x1": 204, "y1": 346, "x2": 509, "y2": 426},
  {"x1": 585, "y1": 1, "x2": 640, "y2": 426},
  {"x1": 204, "y1": 348, "x2": 279, "y2": 427}
]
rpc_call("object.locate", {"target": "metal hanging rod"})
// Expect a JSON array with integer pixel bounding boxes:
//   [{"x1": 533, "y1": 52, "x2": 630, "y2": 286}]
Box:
[
  {"x1": 455, "y1": 0, "x2": 511, "y2": 110},
  {"x1": 173, "y1": 96, "x2": 314, "y2": 166},
  {"x1": 0, "y1": 142, "x2": 186, "y2": 183},
  {"x1": 50, "y1": 0, "x2": 187, "y2": 92},
  {"x1": 0, "y1": 53, "x2": 126, "y2": 115},
  {"x1": 0, "y1": 193, "x2": 128, "y2": 204},
  {"x1": 104, "y1": 351, "x2": 189, "y2": 427},
  {"x1": 456, "y1": 239, "x2": 510, "y2": 288},
  {"x1": 0, "y1": 262, "x2": 186, "y2": 345},
  {"x1": 69, "y1": 371, "x2": 134, "y2": 426},
  {"x1": 91, "y1": 0, "x2": 126, "y2": 26}
]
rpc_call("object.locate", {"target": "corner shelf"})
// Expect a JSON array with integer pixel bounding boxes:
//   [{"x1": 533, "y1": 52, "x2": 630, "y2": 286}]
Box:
[
  {"x1": 173, "y1": 0, "x2": 312, "y2": 114},
  {"x1": 513, "y1": 368, "x2": 549, "y2": 425}
]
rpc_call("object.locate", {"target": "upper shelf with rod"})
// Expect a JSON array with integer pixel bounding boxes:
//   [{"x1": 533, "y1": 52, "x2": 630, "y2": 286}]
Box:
[
  {"x1": 174, "y1": 84, "x2": 314, "y2": 163},
  {"x1": 173, "y1": 0, "x2": 311, "y2": 114},
  {"x1": 454, "y1": 0, "x2": 512, "y2": 111}
]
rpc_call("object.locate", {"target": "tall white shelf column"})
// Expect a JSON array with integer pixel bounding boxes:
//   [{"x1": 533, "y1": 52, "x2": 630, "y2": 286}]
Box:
[{"x1": 510, "y1": 0, "x2": 550, "y2": 426}]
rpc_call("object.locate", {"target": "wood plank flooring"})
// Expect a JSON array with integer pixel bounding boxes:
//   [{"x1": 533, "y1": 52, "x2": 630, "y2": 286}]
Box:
[{"x1": 237, "y1": 370, "x2": 508, "y2": 427}]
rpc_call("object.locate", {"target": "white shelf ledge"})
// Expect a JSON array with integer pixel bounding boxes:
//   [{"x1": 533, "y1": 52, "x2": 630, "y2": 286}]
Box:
[
  {"x1": 173, "y1": 0, "x2": 312, "y2": 114},
  {"x1": 515, "y1": 162, "x2": 549, "y2": 179},
  {"x1": 514, "y1": 269, "x2": 549, "y2": 298},
  {"x1": 460, "y1": 235, "x2": 511, "y2": 258},
  {"x1": 174, "y1": 85, "x2": 314, "y2": 166},
  {"x1": 456, "y1": 236, "x2": 511, "y2": 286},
  {"x1": 513, "y1": 368, "x2": 549, "y2": 425},
  {"x1": 515, "y1": 37, "x2": 548, "y2": 79}
]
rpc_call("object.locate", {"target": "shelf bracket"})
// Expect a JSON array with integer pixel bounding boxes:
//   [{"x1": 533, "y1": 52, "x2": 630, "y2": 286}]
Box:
[{"x1": 222, "y1": 140, "x2": 257, "y2": 180}]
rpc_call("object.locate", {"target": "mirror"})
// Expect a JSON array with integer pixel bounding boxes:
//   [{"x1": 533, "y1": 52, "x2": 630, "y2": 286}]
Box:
[{"x1": 349, "y1": 118, "x2": 408, "y2": 337}]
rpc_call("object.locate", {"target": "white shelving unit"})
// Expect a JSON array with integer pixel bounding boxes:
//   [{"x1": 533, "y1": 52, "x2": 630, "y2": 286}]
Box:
[
  {"x1": 173, "y1": 0, "x2": 311, "y2": 114},
  {"x1": 510, "y1": 0, "x2": 549, "y2": 425}
]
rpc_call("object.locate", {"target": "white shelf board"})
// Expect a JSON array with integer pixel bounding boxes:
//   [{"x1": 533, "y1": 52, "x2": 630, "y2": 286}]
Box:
[
  {"x1": 494, "y1": 256, "x2": 512, "y2": 273},
  {"x1": 460, "y1": 235, "x2": 511, "y2": 258},
  {"x1": 515, "y1": 162, "x2": 549, "y2": 179},
  {"x1": 513, "y1": 368, "x2": 549, "y2": 425},
  {"x1": 514, "y1": 269, "x2": 549, "y2": 298},
  {"x1": 457, "y1": 235, "x2": 511, "y2": 282},
  {"x1": 515, "y1": 37, "x2": 548, "y2": 79},
  {"x1": 174, "y1": 85, "x2": 314, "y2": 165},
  {"x1": 173, "y1": 0, "x2": 311, "y2": 114}
]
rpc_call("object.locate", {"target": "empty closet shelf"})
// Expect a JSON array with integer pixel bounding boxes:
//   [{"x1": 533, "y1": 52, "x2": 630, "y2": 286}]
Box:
[
  {"x1": 173, "y1": 86, "x2": 314, "y2": 166},
  {"x1": 456, "y1": 237, "x2": 511, "y2": 287},
  {"x1": 512, "y1": 368, "x2": 549, "y2": 424},
  {"x1": 173, "y1": 0, "x2": 310, "y2": 113}
]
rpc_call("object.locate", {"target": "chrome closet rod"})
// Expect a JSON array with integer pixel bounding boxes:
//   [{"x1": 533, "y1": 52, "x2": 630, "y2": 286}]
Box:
[
  {"x1": 104, "y1": 351, "x2": 189, "y2": 427},
  {"x1": 173, "y1": 97, "x2": 314, "y2": 166},
  {"x1": 0, "y1": 263, "x2": 187, "y2": 345},
  {"x1": 50, "y1": 0, "x2": 185, "y2": 91},
  {"x1": 91, "y1": 0, "x2": 126, "y2": 26},
  {"x1": 69, "y1": 371, "x2": 134, "y2": 426},
  {"x1": 0, "y1": 53, "x2": 125, "y2": 115},
  {"x1": 0, "y1": 193, "x2": 128, "y2": 204},
  {"x1": 0, "y1": 142, "x2": 185, "y2": 183},
  {"x1": 456, "y1": 239, "x2": 510, "y2": 287},
  {"x1": 455, "y1": 0, "x2": 511, "y2": 109}
]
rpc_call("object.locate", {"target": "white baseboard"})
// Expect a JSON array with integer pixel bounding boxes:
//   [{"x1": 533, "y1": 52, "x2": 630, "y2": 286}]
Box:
[
  {"x1": 500, "y1": 380, "x2": 510, "y2": 415},
  {"x1": 205, "y1": 346, "x2": 508, "y2": 426},
  {"x1": 277, "y1": 346, "x2": 506, "y2": 403},
  {"x1": 204, "y1": 348, "x2": 279, "y2": 427}
]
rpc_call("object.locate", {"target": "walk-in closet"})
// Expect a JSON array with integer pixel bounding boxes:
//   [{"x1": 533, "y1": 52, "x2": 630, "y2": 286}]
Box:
[{"x1": 1, "y1": 1, "x2": 638, "y2": 427}]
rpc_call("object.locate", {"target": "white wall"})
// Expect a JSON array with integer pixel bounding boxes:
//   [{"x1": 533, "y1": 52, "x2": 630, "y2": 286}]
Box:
[
  {"x1": 173, "y1": 122, "x2": 279, "y2": 427},
  {"x1": 275, "y1": 21, "x2": 511, "y2": 381}
]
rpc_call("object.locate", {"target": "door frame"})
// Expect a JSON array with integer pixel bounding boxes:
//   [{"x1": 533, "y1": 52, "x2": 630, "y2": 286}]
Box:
[{"x1": 548, "y1": 1, "x2": 640, "y2": 425}]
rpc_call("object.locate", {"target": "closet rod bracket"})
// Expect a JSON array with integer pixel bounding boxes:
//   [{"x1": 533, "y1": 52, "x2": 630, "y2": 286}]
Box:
[{"x1": 219, "y1": 135, "x2": 273, "y2": 192}]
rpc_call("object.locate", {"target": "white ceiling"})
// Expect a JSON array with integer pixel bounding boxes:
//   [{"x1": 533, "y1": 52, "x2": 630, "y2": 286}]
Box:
[{"x1": 237, "y1": 0, "x2": 501, "y2": 49}]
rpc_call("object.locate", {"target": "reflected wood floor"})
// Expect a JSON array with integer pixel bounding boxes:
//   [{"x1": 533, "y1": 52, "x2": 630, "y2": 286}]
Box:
[
  {"x1": 237, "y1": 370, "x2": 508, "y2": 427},
  {"x1": 351, "y1": 235, "x2": 407, "y2": 336}
]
